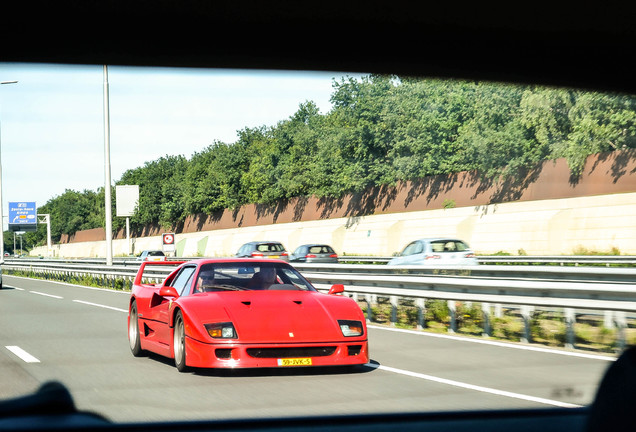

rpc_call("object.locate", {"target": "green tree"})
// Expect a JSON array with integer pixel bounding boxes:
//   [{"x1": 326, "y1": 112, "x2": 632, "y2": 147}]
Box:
[
  {"x1": 118, "y1": 155, "x2": 188, "y2": 228},
  {"x1": 271, "y1": 101, "x2": 322, "y2": 199},
  {"x1": 385, "y1": 78, "x2": 475, "y2": 180},
  {"x1": 184, "y1": 140, "x2": 250, "y2": 213},
  {"x1": 457, "y1": 82, "x2": 542, "y2": 178},
  {"x1": 557, "y1": 92, "x2": 636, "y2": 175},
  {"x1": 21, "y1": 75, "x2": 636, "y2": 242}
]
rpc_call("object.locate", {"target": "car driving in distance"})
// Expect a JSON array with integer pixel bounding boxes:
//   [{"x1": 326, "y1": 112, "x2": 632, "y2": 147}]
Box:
[
  {"x1": 137, "y1": 250, "x2": 166, "y2": 261},
  {"x1": 235, "y1": 241, "x2": 289, "y2": 261},
  {"x1": 290, "y1": 244, "x2": 338, "y2": 263},
  {"x1": 388, "y1": 238, "x2": 478, "y2": 266}
]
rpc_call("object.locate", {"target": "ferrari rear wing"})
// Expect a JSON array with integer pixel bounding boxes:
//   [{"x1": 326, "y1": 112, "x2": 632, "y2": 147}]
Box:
[{"x1": 134, "y1": 260, "x2": 186, "y2": 286}]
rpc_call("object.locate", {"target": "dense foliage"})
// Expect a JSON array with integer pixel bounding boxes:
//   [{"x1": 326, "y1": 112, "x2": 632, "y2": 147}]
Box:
[{"x1": 19, "y1": 75, "x2": 636, "y2": 249}]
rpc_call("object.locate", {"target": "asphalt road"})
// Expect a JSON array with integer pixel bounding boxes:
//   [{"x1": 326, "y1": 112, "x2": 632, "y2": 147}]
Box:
[{"x1": 0, "y1": 275, "x2": 614, "y2": 424}]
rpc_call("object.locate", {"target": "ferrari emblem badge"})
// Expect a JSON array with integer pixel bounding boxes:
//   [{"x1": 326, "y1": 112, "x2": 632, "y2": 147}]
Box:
[{"x1": 289, "y1": 332, "x2": 294, "y2": 337}]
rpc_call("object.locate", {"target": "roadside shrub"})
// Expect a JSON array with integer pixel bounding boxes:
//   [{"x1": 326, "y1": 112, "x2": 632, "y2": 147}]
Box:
[
  {"x1": 456, "y1": 302, "x2": 484, "y2": 335},
  {"x1": 491, "y1": 315, "x2": 524, "y2": 341},
  {"x1": 425, "y1": 299, "x2": 449, "y2": 324},
  {"x1": 442, "y1": 199, "x2": 456, "y2": 209}
]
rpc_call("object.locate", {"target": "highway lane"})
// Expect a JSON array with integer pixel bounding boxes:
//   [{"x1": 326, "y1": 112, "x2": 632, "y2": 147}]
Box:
[{"x1": 0, "y1": 275, "x2": 614, "y2": 424}]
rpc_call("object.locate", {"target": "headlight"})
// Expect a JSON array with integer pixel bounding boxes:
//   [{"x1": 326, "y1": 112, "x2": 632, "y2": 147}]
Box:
[
  {"x1": 338, "y1": 320, "x2": 364, "y2": 337},
  {"x1": 204, "y1": 322, "x2": 237, "y2": 339}
]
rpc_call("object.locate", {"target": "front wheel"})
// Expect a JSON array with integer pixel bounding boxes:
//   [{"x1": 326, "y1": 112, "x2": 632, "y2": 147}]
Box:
[
  {"x1": 173, "y1": 311, "x2": 188, "y2": 372},
  {"x1": 128, "y1": 301, "x2": 144, "y2": 357}
]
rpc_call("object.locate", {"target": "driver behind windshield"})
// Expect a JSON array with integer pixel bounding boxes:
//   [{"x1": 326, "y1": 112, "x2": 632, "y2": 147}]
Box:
[
  {"x1": 195, "y1": 271, "x2": 216, "y2": 293},
  {"x1": 248, "y1": 266, "x2": 277, "y2": 290}
]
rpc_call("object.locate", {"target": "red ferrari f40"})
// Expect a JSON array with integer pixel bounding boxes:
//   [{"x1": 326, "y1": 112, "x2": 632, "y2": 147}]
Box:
[{"x1": 128, "y1": 259, "x2": 369, "y2": 371}]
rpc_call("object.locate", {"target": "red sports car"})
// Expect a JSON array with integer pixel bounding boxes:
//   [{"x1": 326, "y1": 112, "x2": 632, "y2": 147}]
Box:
[{"x1": 127, "y1": 259, "x2": 369, "y2": 371}]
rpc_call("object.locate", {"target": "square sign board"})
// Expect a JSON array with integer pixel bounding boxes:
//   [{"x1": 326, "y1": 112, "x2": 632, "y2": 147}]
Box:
[
  {"x1": 116, "y1": 185, "x2": 139, "y2": 217},
  {"x1": 9, "y1": 201, "x2": 37, "y2": 232}
]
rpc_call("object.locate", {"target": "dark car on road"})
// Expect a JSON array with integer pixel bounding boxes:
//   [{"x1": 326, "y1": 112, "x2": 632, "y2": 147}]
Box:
[
  {"x1": 290, "y1": 244, "x2": 339, "y2": 263},
  {"x1": 235, "y1": 241, "x2": 289, "y2": 261}
]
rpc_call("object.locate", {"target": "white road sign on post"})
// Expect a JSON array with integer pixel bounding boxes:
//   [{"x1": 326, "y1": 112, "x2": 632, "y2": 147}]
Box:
[
  {"x1": 115, "y1": 185, "x2": 139, "y2": 256},
  {"x1": 162, "y1": 233, "x2": 175, "y2": 254}
]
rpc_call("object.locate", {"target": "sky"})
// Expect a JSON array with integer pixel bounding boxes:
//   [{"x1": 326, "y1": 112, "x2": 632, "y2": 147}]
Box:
[{"x1": 0, "y1": 63, "x2": 365, "y2": 229}]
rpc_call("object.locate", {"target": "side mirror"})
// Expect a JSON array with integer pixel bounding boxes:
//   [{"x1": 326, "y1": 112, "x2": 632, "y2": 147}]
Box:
[
  {"x1": 328, "y1": 284, "x2": 344, "y2": 295},
  {"x1": 159, "y1": 286, "x2": 179, "y2": 298}
]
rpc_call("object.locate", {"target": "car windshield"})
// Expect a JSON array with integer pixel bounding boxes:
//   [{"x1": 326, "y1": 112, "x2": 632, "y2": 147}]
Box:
[
  {"x1": 194, "y1": 262, "x2": 315, "y2": 292},
  {"x1": 256, "y1": 243, "x2": 285, "y2": 252},
  {"x1": 401, "y1": 242, "x2": 423, "y2": 256},
  {"x1": 308, "y1": 245, "x2": 334, "y2": 254}
]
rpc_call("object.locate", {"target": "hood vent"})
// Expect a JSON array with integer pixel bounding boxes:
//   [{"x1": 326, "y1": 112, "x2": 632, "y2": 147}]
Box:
[
  {"x1": 241, "y1": 301, "x2": 251, "y2": 306},
  {"x1": 293, "y1": 300, "x2": 302, "y2": 305}
]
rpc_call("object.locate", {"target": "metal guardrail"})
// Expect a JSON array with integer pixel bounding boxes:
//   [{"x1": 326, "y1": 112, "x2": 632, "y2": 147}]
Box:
[
  {"x1": 477, "y1": 255, "x2": 636, "y2": 266},
  {"x1": 6, "y1": 258, "x2": 636, "y2": 284},
  {"x1": 293, "y1": 263, "x2": 636, "y2": 284},
  {"x1": 1, "y1": 259, "x2": 176, "y2": 289},
  {"x1": 302, "y1": 271, "x2": 636, "y2": 311},
  {"x1": 3, "y1": 257, "x2": 635, "y2": 351},
  {"x1": 10, "y1": 254, "x2": 635, "y2": 266},
  {"x1": 336, "y1": 255, "x2": 636, "y2": 266},
  {"x1": 298, "y1": 264, "x2": 636, "y2": 351}
]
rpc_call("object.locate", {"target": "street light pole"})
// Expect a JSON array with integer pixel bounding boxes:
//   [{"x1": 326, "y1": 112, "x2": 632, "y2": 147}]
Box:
[
  {"x1": 103, "y1": 66, "x2": 113, "y2": 265},
  {"x1": 0, "y1": 80, "x2": 18, "y2": 263}
]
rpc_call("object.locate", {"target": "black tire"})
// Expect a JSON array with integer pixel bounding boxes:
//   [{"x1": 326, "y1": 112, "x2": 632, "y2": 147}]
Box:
[
  {"x1": 128, "y1": 301, "x2": 144, "y2": 357},
  {"x1": 173, "y1": 311, "x2": 188, "y2": 372}
]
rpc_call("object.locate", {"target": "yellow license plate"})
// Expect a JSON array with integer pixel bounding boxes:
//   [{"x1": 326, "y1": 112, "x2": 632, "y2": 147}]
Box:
[
  {"x1": 277, "y1": 358, "x2": 312, "y2": 366},
  {"x1": 269, "y1": 255, "x2": 279, "y2": 259}
]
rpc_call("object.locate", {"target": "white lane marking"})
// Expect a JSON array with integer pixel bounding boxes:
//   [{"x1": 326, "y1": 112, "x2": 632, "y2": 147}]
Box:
[
  {"x1": 5, "y1": 275, "x2": 130, "y2": 294},
  {"x1": 369, "y1": 363, "x2": 581, "y2": 408},
  {"x1": 73, "y1": 300, "x2": 127, "y2": 313},
  {"x1": 30, "y1": 291, "x2": 63, "y2": 299},
  {"x1": 7, "y1": 278, "x2": 128, "y2": 312},
  {"x1": 368, "y1": 325, "x2": 615, "y2": 362},
  {"x1": 5, "y1": 346, "x2": 40, "y2": 363}
]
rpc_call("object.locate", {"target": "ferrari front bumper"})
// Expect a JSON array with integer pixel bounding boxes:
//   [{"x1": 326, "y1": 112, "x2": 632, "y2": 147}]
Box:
[{"x1": 185, "y1": 338, "x2": 369, "y2": 369}]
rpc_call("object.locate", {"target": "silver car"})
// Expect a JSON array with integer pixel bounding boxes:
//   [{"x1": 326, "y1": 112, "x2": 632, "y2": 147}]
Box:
[
  {"x1": 388, "y1": 238, "x2": 478, "y2": 266},
  {"x1": 136, "y1": 250, "x2": 166, "y2": 261},
  {"x1": 235, "y1": 241, "x2": 289, "y2": 261}
]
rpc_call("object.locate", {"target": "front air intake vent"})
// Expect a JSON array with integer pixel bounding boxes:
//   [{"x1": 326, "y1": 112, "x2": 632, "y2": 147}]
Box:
[
  {"x1": 215, "y1": 349, "x2": 233, "y2": 359},
  {"x1": 247, "y1": 347, "x2": 336, "y2": 358},
  {"x1": 347, "y1": 345, "x2": 362, "y2": 356}
]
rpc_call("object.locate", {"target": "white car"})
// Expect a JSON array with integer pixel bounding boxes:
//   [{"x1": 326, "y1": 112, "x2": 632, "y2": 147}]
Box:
[{"x1": 388, "y1": 238, "x2": 478, "y2": 266}]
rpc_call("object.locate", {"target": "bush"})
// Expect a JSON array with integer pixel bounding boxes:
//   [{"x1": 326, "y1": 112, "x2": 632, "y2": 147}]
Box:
[
  {"x1": 442, "y1": 199, "x2": 456, "y2": 209},
  {"x1": 572, "y1": 245, "x2": 621, "y2": 256},
  {"x1": 491, "y1": 315, "x2": 524, "y2": 341},
  {"x1": 426, "y1": 299, "x2": 449, "y2": 324},
  {"x1": 456, "y1": 302, "x2": 484, "y2": 335}
]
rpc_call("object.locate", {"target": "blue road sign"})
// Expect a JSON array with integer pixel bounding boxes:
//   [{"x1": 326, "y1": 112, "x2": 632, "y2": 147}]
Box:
[{"x1": 8, "y1": 201, "x2": 37, "y2": 232}]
